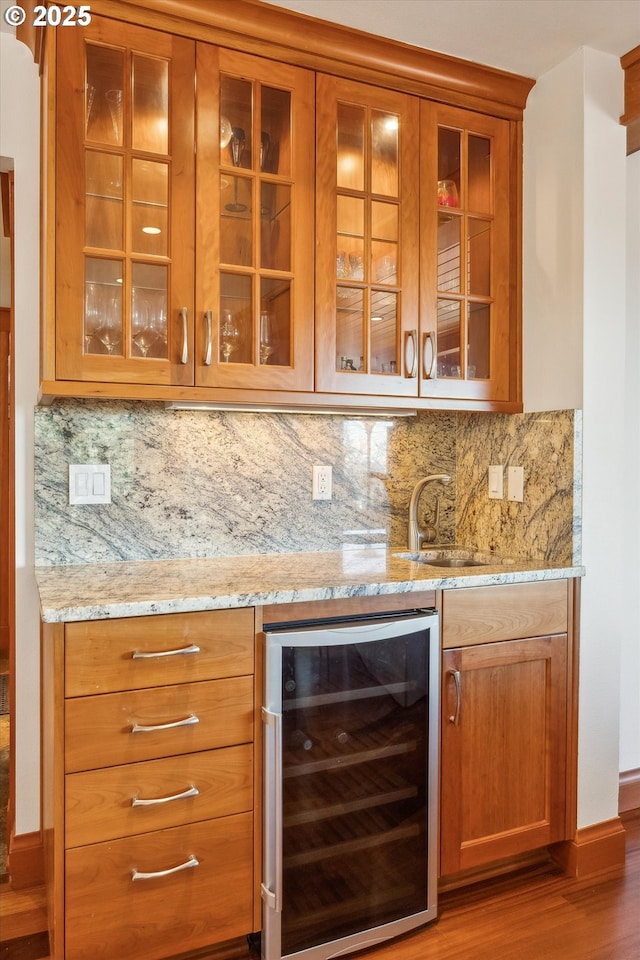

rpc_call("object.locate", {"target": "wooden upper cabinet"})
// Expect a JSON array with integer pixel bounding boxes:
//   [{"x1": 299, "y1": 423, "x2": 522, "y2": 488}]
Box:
[
  {"x1": 195, "y1": 47, "x2": 315, "y2": 392},
  {"x1": 315, "y1": 75, "x2": 420, "y2": 398},
  {"x1": 55, "y1": 17, "x2": 196, "y2": 385},
  {"x1": 420, "y1": 104, "x2": 513, "y2": 405}
]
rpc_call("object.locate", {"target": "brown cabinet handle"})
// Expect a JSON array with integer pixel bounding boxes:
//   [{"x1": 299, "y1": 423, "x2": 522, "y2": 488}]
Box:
[{"x1": 448, "y1": 669, "x2": 461, "y2": 725}]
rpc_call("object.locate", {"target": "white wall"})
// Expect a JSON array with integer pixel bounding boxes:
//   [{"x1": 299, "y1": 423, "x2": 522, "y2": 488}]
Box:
[
  {"x1": 524, "y1": 47, "x2": 639, "y2": 826},
  {"x1": 0, "y1": 31, "x2": 41, "y2": 834}
]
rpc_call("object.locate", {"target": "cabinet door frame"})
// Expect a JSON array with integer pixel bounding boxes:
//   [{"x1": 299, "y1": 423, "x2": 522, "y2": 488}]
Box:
[
  {"x1": 440, "y1": 633, "x2": 568, "y2": 876},
  {"x1": 420, "y1": 102, "x2": 513, "y2": 404},
  {"x1": 54, "y1": 17, "x2": 196, "y2": 386},
  {"x1": 315, "y1": 74, "x2": 421, "y2": 398},
  {"x1": 195, "y1": 46, "x2": 315, "y2": 393}
]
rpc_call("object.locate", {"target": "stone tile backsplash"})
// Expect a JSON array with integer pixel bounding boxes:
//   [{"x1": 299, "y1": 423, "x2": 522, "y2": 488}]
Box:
[{"x1": 34, "y1": 400, "x2": 578, "y2": 566}]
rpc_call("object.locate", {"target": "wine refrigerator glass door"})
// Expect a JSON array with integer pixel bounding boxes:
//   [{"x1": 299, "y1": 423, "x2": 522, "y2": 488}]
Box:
[{"x1": 262, "y1": 611, "x2": 439, "y2": 960}]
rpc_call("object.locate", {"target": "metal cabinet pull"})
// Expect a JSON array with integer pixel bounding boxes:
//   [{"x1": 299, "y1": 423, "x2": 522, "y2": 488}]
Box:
[
  {"x1": 261, "y1": 707, "x2": 283, "y2": 914},
  {"x1": 404, "y1": 329, "x2": 418, "y2": 378},
  {"x1": 132, "y1": 644, "x2": 200, "y2": 660},
  {"x1": 131, "y1": 854, "x2": 199, "y2": 882},
  {"x1": 448, "y1": 669, "x2": 461, "y2": 725},
  {"x1": 179, "y1": 307, "x2": 189, "y2": 364},
  {"x1": 423, "y1": 331, "x2": 436, "y2": 379},
  {"x1": 131, "y1": 714, "x2": 199, "y2": 734},
  {"x1": 203, "y1": 310, "x2": 213, "y2": 366},
  {"x1": 132, "y1": 784, "x2": 199, "y2": 807}
]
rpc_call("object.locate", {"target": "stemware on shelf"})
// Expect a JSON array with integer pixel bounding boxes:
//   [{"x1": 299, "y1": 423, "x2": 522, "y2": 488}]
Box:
[
  {"x1": 220, "y1": 310, "x2": 240, "y2": 362},
  {"x1": 260, "y1": 310, "x2": 274, "y2": 364}
]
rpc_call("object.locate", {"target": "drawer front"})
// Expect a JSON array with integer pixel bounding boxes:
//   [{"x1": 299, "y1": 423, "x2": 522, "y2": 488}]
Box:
[
  {"x1": 65, "y1": 744, "x2": 253, "y2": 848},
  {"x1": 65, "y1": 676, "x2": 254, "y2": 773},
  {"x1": 65, "y1": 608, "x2": 255, "y2": 696},
  {"x1": 442, "y1": 579, "x2": 569, "y2": 648},
  {"x1": 65, "y1": 813, "x2": 253, "y2": 960}
]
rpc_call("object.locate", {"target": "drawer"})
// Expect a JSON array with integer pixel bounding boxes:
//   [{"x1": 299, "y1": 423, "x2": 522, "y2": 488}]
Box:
[
  {"x1": 442, "y1": 579, "x2": 569, "y2": 649},
  {"x1": 65, "y1": 676, "x2": 254, "y2": 773},
  {"x1": 65, "y1": 812, "x2": 253, "y2": 960},
  {"x1": 65, "y1": 744, "x2": 253, "y2": 848},
  {"x1": 65, "y1": 608, "x2": 255, "y2": 696}
]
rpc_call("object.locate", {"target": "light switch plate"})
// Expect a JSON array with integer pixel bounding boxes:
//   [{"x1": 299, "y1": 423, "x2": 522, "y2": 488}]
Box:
[
  {"x1": 69, "y1": 464, "x2": 111, "y2": 505},
  {"x1": 507, "y1": 466, "x2": 524, "y2": 502},
  {"x1": 488, "y1": 465, "x2": 504, "y2": 499}
]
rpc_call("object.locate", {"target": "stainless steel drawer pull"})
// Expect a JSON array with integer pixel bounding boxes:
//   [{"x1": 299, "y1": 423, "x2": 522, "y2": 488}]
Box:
[
  {"x1": 203, "y1": 310, "x2": 213, "y2": 366},
  {"x1": 131, "y1": 714, "x2": 199, "y2": 734},
  {"x1": 131, "y1": 854, "x2": 199, "y2": 882},
  {"x1": 179, "y1": 307, "x2": 189, "y2": 364},
  {"x1": 132, "y1": 644, "x2": 200, "y2": 660},
  {"x1": 448, "y1": 669, "x2": 461, "y2": 725},
  {"x1": 132, "y1": 784, "x2": 199, "y2": 807}
]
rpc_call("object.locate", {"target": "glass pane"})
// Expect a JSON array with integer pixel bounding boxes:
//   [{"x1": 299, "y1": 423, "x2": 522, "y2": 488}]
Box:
[
  {"x1": 260, "y1": 278, "x2": 291, "y2": 366},
  {"x1": 468, "y1": 134, "x2": 491, "y2": 214},
  {"x1": 437, "y1": 214, "x2": 461, "y2": 294},
  {"x1": 261, "y1": 86, "x2": 291, "y2": 177},
  {"x1": 337, "y1": 103, "x2": 364, "y2": 191},
  {"x1": 84, "y1": 258, "x2": 123, "y2": 356},
  {"x1": 468, "y1": 219, "x2": 491, "y2": 297},
  {"x1": 132, "y1": 263, "x2": 168, "y2": 359},
  {"x1": 86, "y1": 45, "x2": 125, "y2": 146},
  {"x1": 372, "y1": 201, "x2": 398, "y2": 285},
  {"x1": 468, "y1": 302, "x2": 490, "y2": 379},
  {"x1": 337, "y1": 196, "x2": 365, "y2": 280},
  {"x1": 132, "y1": 55, "x2": 168, "y2": 155},
  {"x1": 437, "y1": 299, "x2": 461, "y2": 377},
  {"x1": 261, "y1": 183, "x2": 290, "y2": 271},
  {"x1": 86, "y1": 152, "x2": 123, "y2": 250},
  {"x1": 371, "y1": 111, "x2": 399, "y2": 197},
  {"x1": 220, "y1": 272, "x2": 252, "y2": 364},
  {"x1": 132, "y1": 159, "x2": 168, "y2": 257},
  {"x1": 336, "y1": 287, "x2": 364, "y2": 372},
  {"x1": 372, "y1": 244, "x2": 397, "y2": 284},
  {"x1": 220, "y1": 175, "x2": 253, "y2": 266},
  {"x1": 370, "y1": 291, "x2": 398, "y2": 373},
  {"x1": 220, "y1": 77, "x2": 253, "y2": 170},
  {"x1": 438, "y1": 127, "x2": 461, "y2": 207}
]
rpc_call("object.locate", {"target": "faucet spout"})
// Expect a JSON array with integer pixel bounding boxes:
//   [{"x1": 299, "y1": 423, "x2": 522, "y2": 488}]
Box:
[{"x1": 408, "y1": 474, "x2": 452, "y2": 551}]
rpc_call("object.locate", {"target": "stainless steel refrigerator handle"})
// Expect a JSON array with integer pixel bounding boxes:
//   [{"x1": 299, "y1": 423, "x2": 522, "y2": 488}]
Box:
[
  {"x1": 261, "y1": 706, "x2": 283, "y2": 913},
  {"x1": 448, "y1": 669, "x2": 461, "y2": 725},
  {"x1": 132, "y1": 644, "x2": 200, "y2": 660}
]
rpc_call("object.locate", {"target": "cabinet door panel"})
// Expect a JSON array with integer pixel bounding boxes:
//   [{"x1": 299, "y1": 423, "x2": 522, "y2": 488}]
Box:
[
  {"x1": 441, "y1": 635, "x2": 568, "y2": 875},
  {"x1": 55, "y1": 17, "x2": 195, "y2": 385},
  {"x1": 195, "y1": 46, "x2": 315, "y2": 391},
  {"x1": 315, "y1": 75, "x2": 420, "y2": 397}
]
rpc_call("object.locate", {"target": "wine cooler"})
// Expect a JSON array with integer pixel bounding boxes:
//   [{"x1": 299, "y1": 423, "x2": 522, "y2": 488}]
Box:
[{"x1": 261, "y1": 608, "x2": 440, "y2": 960}]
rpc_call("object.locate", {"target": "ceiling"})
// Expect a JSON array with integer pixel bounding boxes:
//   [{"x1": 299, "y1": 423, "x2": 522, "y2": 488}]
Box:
[{"x1": 262, "y1": 0, "x2": 640, "y2": 78}]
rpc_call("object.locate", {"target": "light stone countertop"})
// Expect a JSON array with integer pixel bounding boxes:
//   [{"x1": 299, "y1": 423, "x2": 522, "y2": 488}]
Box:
[{"x1": 36, "y1": 548, "x2": 585, "y2": 623}]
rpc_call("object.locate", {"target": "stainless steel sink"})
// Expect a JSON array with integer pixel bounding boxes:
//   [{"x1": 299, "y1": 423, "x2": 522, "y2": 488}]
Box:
[{"x1": 393, "y1": 547, "x2": 513, "y2": 568}]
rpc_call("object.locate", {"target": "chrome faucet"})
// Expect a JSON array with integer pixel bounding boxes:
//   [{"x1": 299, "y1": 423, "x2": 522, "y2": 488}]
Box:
[{"x1": 408, "y1": 474, "x2": 452, "y2": 551}]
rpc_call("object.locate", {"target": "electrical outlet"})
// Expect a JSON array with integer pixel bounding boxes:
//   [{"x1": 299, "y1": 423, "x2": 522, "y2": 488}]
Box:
[{"x1": 312, "y1": 465, "x2": 333, "y2": 501}]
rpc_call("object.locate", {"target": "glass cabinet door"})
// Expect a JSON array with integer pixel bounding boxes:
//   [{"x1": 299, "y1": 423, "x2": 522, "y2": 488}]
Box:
[
  {"x1": 55, "y1": 18, "x2": 195, "y2": 385},
  {"x1": 315, "y1": 75, "x2": 420, "y2": 397},
  {"x1": 420, "y1": 102, "x2": 512, "y2": 403},
  {"x1": 195, "y1": 47, "x2": 314, "y2": 391}
]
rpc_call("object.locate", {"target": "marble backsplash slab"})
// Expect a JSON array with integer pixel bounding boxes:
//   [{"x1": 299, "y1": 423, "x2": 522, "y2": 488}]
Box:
[
  {"x1": 34, "y1": 401, "x2": 456, "y2": 564},
  {"x1": 34, "y1": 401, "x2": 579, "y2": 566}
]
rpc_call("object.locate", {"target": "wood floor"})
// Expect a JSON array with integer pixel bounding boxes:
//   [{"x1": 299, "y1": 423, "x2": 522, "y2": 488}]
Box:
[{"x1": 1, "y1": 811, "x2": 638, "y2": 960}]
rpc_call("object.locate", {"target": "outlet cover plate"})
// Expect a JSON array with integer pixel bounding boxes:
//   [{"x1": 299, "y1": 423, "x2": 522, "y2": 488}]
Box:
[{"x1": 69, "y1": 464, "x2": 111, "y2": 505}]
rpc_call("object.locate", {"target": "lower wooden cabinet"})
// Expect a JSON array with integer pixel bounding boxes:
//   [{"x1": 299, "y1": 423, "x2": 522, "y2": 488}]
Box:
[
  {"x1": 439, "y1": 580, "x2": 573, "y2": 879},
  {"x1": 41, "y1": 608, "x2": 258, "y2": 960}
]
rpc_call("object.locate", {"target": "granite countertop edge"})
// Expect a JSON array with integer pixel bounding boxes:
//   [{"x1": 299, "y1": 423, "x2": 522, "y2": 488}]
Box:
[{"x1": 35, "y1": 549, "x2": 586, "y2": 624}]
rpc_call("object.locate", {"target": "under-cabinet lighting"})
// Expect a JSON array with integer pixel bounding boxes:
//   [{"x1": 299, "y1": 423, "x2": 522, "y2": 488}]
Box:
[{"x1": 164, "y1": 401, "x2": 417, "y2": 417}]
